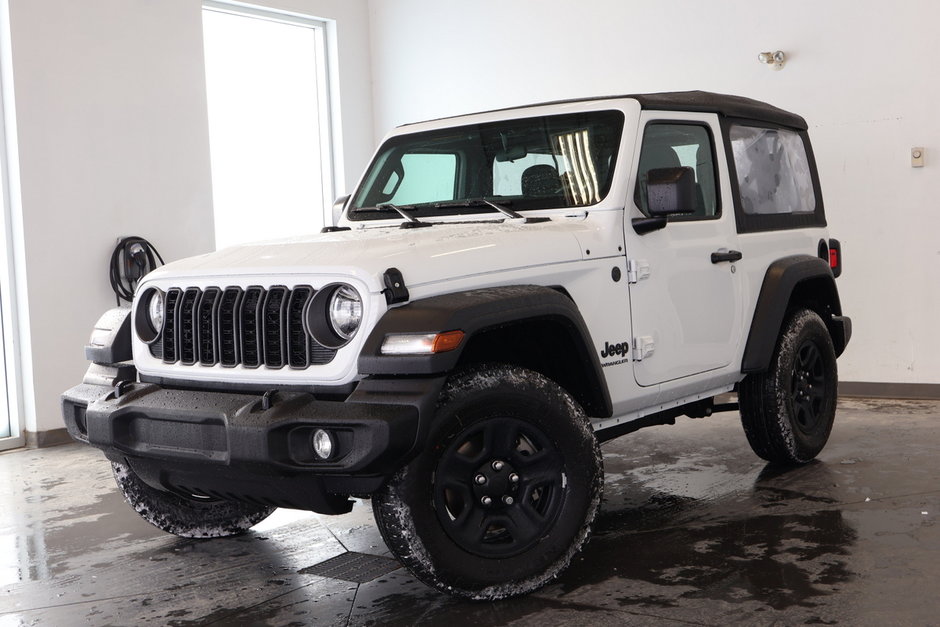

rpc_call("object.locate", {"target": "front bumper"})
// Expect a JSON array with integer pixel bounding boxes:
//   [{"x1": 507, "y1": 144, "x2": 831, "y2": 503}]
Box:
[{"x1": 62, "y1": 376, "x2": 444, "y2": 514}]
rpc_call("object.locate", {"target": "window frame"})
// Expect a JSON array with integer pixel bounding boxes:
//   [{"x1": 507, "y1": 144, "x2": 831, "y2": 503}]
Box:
[
  {"x1": 721, "y1": 117, "x2": 827, "y2": 234},
  {"x1": 633, "y1": 120, "x2": 722, "y2": 223}
]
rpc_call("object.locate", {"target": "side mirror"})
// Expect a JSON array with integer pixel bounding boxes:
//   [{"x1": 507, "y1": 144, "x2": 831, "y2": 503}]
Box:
[
  {"x1": 646, "y1": 166, "x2": 696, "y2": 216},
  {"x1": 331, "y1": 194, "x2": 350, "y2": 226}
]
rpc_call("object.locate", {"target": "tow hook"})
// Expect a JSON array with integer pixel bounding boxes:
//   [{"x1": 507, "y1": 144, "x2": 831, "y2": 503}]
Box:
[
  {"x1": 114, "y1": 380, "x2": 135, "y2": 399},
  {"x1": 261, "y1": 389, "x2": 279, "y2": 410}
]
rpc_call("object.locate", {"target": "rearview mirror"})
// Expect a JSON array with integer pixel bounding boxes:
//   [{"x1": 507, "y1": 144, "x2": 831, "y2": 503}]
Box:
[{"x1": 646, "y1": 166, "x2": 696, "y2": 216}]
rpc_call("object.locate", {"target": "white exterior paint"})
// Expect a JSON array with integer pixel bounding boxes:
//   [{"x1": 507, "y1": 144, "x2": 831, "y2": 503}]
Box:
[
  {"x1": 134, "y1": 96, "x2": 833, "y2": 433},
  {"x1": 367, "y1": 0, "x2": 940, "y2": 386}
]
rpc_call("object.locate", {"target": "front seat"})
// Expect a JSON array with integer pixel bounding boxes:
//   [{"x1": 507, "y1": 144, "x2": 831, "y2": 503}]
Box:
[{"x1": 521, "y1": 164, "x2": 562, "y2": 197}]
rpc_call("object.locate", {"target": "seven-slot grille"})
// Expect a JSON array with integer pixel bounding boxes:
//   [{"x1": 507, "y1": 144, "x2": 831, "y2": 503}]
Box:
[{"x1": 149, "y1": 285, "x2": 336, "y2": 369}]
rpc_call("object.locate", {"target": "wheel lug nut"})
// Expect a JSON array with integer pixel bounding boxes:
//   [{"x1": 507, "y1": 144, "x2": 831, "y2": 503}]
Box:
[
  {"x1": 492, "y1": 460, "x2": 505, "y2": 471},
  {"x1": 474, "y1": 474, "x2": 487, "y2": 485},
  {"x1": 502, "y1": 495, "x2": 514, "y2": 505},
  {"x1": 509, "y1": 473, "x2": 519, "y2": 483},
  {"x1": 481, "y1": 496, "x2": 493, "y2": 506}
]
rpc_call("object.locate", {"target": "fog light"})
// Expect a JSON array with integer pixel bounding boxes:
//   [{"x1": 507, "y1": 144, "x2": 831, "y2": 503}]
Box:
[{"x1": 312, "y1": 429, "x2": 334, "y2": 460}]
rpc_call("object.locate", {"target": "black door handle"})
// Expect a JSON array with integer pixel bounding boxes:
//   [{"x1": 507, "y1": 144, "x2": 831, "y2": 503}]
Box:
[{"x1": 711, "y1": 249, "x2": 743, "y2": 263}]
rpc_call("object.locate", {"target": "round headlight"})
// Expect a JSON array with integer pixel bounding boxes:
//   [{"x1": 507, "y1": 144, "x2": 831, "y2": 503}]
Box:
[
  {"x1": 148, "y1": 289, "x2": 165, "y2": 334},
  {"x1": 135, "y1": 287, "x2": 165, "y2": 343},
  {"x1": 328, "y1": 285, "x2": 363, "y2": 341}
]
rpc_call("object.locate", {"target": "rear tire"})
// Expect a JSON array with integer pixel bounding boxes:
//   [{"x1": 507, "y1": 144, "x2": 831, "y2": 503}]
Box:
[
  {"x1": 739, "y1": 309, "x2": 838, "y2": 464},
  {"x1": 372, "y1": 365, "x2": 602, "y2": 600},
  {"x1": 112, "y1": 461, "x2": 275, "y2": 538}
]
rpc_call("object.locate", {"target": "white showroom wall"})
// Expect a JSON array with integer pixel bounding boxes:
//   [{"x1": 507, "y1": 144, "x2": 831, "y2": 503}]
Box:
[
  {"x1": 368, "y1": 0, "x2": 940, "y2": 386},
  {"x1": 7, "y1": 0, "x2": 373, "y2": 436}
]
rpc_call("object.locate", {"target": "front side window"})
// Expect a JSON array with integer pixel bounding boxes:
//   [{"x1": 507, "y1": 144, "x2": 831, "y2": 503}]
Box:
[
  {"x1": 349, "y1": 111, "x2": 624, "y2": 221},
  {"x1": 634, "y1": 123, "x2": 719, "y2": 219},
  {"x1": 730, "y1": 125, "x2": 815, "y2": 215}
]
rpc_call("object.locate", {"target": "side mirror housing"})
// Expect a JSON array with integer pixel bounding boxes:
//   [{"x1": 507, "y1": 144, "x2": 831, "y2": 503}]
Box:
[
  {"x1": 646, "y1": 167, "x2": 696, "y2": 216},
  {"x1": 331, "y1": 194, "x2": 350, "y2": 226}
]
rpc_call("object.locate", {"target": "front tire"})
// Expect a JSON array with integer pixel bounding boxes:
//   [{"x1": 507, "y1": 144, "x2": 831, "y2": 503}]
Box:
[
  {"x1": 112, "y1": 462, "x2": 275, "y2": 538},
  {"x1": 372, "y1": 365, "x2": 602, "y2": 600},
  {"x1": 739, "y1": 308, "x2": 838, "y2": 464}
]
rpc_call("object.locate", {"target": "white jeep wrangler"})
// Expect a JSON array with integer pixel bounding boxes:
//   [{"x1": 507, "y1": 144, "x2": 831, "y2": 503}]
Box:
[{"x1": 63, "y1": 91, "x2": 851, "y2": 600}]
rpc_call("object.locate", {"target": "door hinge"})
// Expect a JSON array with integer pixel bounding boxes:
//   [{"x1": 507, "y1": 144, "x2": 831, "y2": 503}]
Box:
[
  {"x1": 633, "y1": 336, "x2": 655, "y2": 361},
  {"x1": 626, "y1": 259, "x2": 650, "y2": 284}
]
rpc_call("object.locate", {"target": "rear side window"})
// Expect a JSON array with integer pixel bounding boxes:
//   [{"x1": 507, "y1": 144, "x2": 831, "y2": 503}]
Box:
[{"x1": 730, "y1": 125, "x2": 815, "y2": 215}]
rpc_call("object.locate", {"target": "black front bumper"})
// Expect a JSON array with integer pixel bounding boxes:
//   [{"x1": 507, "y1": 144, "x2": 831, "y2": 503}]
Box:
[{"x1": 62, "y1": 376, "x2": 444, "y2": 514}]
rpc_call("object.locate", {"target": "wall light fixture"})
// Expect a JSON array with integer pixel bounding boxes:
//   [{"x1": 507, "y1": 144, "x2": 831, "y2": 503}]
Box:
[{"x1": 758, "y1": 50, "x2": 786, "y2": 70}]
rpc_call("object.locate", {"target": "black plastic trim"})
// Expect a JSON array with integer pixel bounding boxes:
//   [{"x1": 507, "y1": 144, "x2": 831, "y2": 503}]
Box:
[
  {"x1": 134, "y1": 289, "x2": 162, "y2": 345},
  {"x1": 161, "y1": 288, "x2": 181, "y2": 363},
  {"x1": 382, "y1": 267, "x2": 409, "y2": 304},
  {"x1": 305, "y1": 284, "x2": 355, "y2": 349},
  {"x1": 240, "y1": 286, "x2": 264, "y2": 368},
  {"x1": 86, "y1": 307, "x2": 133, "y2": 364},
  {"x1": 261, "y1": 286, "x2": 289, "y2": 368},
  {"x1": 197, "y1": 287, "x2": 221, "y2": 366},
  {"x1": 632, "y1": 216, "x2": 667, "y2": 234},
  {"x1": 60, "y1": 376, "x2": 448, "y2": 512},
  {"x1": 741, "y1": 255, "x2": 848, "y2": 373},
  {"x1": 218, "y1": 287, "x2": 244, "y2": 367},
  {"x1": 358, "y1": 285, "x2": 613, "y2": 417},
  {"x1": 178, "y1": 288, "x2": 200, "y2": 365},
  {"x1": 138, "y1": 374, "x2": 355, "y2": 397}
]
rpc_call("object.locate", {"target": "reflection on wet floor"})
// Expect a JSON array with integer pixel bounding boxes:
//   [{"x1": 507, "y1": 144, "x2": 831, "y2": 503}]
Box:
[{"x1": 2, "y1": 398, "x2": 940, "y2": 625}]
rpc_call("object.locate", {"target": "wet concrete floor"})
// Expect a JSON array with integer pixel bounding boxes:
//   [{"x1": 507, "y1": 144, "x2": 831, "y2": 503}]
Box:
[{"x1": 2, "y1": 397, "x2": 939, "y2": 626}]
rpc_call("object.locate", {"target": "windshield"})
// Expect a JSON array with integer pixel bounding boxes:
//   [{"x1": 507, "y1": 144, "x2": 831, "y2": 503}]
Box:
[{"x1": 348, "y1": 110, "x2": 625, "y2": 221}]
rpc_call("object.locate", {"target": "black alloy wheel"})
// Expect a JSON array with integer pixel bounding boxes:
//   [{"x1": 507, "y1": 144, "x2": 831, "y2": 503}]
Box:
[
  {"x1": 433, "y1": 416, "x2": 564, "y2": 559},
  {"x1": 790, "y1": 339, "x2": 827, "y2": 436}
]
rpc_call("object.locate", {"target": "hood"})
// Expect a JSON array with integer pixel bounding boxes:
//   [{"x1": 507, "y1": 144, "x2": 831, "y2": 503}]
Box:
[{"x1": 144, "y1": 219, "x2": 591, "y2": 293}]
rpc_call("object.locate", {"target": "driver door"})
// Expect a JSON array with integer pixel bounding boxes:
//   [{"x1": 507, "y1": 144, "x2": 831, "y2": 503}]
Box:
[{"x1": 626, "y1": 112, "x2": 745, "y2": 387}]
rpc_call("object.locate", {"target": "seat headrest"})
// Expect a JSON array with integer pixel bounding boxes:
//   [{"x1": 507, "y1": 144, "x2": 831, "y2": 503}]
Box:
[{"x1": 521, "y1": 164, "x2": 562, "y2": 197}]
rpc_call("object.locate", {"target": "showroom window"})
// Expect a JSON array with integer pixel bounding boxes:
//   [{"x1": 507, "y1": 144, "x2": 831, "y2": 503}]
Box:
[{"x1": 202, "y1": 2, "x2": 335, "y2": 249}]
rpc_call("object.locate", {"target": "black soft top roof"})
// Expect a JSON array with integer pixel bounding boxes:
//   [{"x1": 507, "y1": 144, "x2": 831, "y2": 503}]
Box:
[
  {"x1": 629, "y1": 91, "x2": 806, "y2": 130},
  {"x1": 403, "y1": 90, "x2": 807, "y2": 131}
]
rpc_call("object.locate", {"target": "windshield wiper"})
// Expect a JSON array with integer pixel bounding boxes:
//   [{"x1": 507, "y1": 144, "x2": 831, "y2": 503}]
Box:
[
  {"x1": 371, "y1": 203, "x2": 433, "y2": 229},
  {"x1": 432, "y1": 198, "x2": 538, "y2": 222}
]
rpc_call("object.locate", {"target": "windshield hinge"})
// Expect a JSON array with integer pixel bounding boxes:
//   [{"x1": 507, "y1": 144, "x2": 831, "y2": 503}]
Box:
[
  {"x1": 383, "y1": 267, "x2": 410, "y2": 305},
  {"x1": 626, "y1": 259, "x2": 650, "y2": 284}
]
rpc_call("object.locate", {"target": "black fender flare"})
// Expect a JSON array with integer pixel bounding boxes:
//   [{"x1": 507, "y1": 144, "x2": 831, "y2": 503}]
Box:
[
  {"x1": 358, "y1": 285, "x2": 612, "y2": 417},
  {"x1": 741, "y1": 255, "x2": 851, "y2": 374}
]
